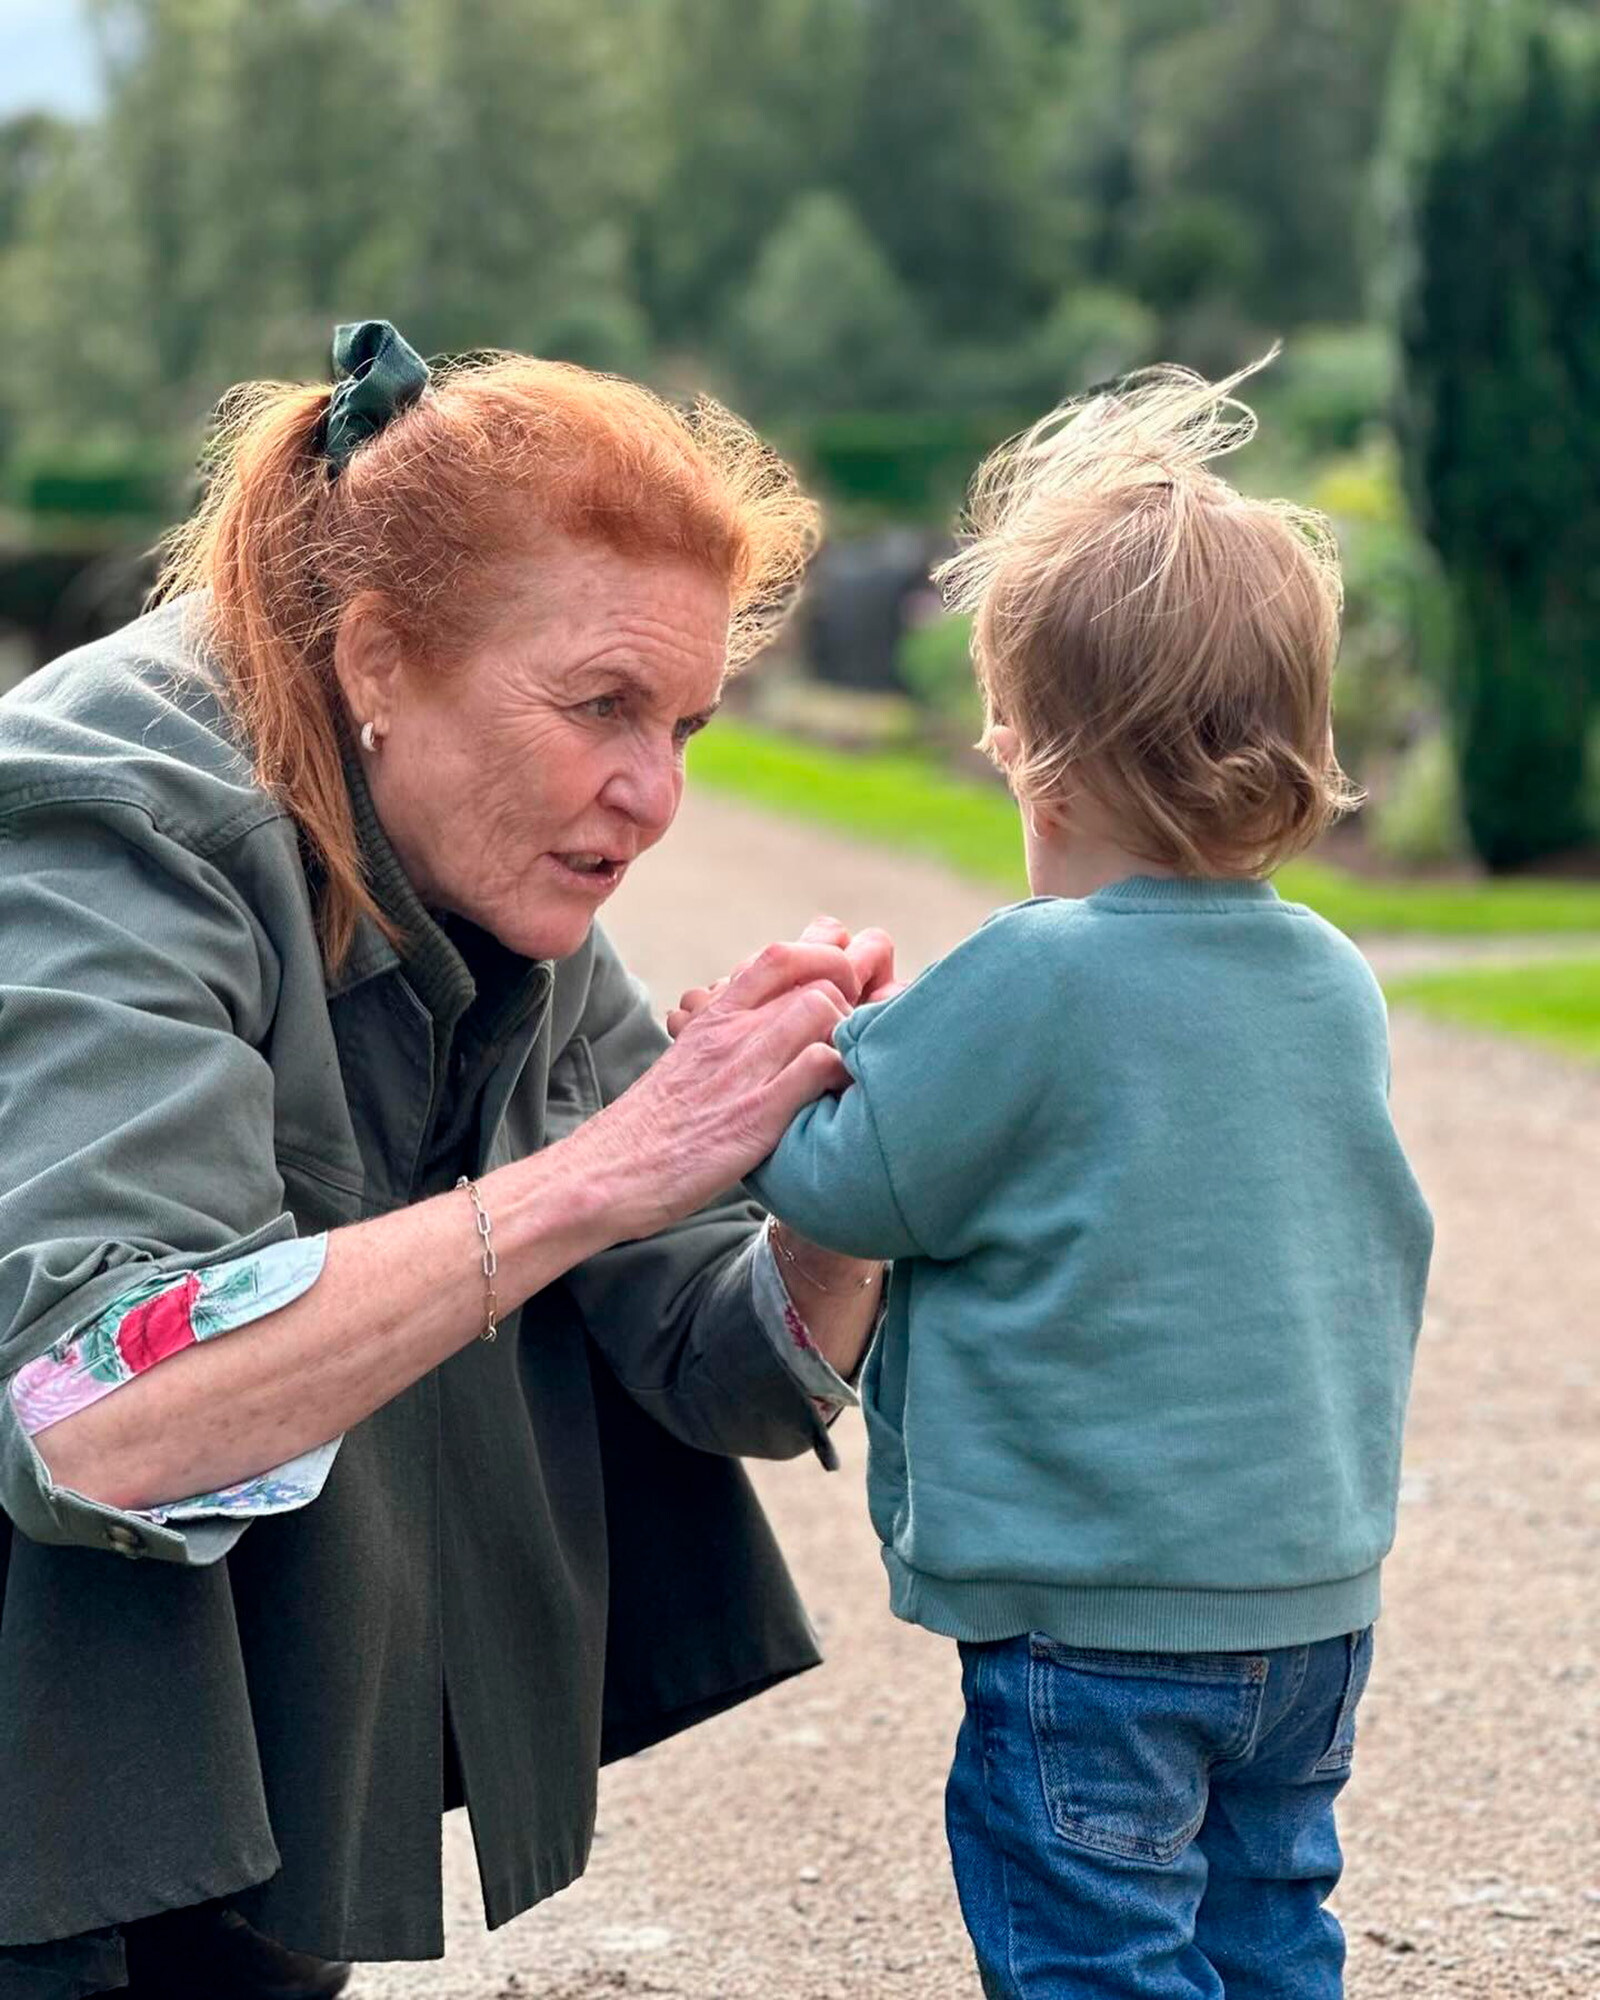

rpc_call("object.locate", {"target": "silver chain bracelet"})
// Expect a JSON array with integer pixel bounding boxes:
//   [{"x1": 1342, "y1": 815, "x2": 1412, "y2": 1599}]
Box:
[{"x1": 456, "y1": 1175, "x2": 500, "y2": 1342}]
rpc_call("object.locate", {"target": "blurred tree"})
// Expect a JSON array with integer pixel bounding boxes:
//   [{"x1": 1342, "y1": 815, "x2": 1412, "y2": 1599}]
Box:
[
  {"x1": 931, "y1": 281, "x2": 1159, "y2": 412},
  {"x1": 0, "y1": 112, "x2": 78, "y2": 466},
  {"x1": 182, "y1": 0, "x2": 419, "y2": 379},
  {"x1": 1035, "y1": 0, "x2": 1205, "y2": 292},
  {"x1": 79, "y1": 0, "x2": 223, "y2": 415},
  {"x1": 1385, "y1": 0, "x2": 1600, "y2": 868},
  {"x1": 527, "y1": 224, "x2": 654, "y2": 376},
  {"x1": 400, "y1": 0, "x2": 650, "y2": 356},
  {"x1": 634, "y1": 0, "x2": 864, "y2": 348},
  {"x1": 1030, "y1": 0, "x2": 1399, "y2": 353},
  {"x1": 1, "y1": 121, "x2": 157, "y2": 475},
  {"x1": 1268, "y1": 324, "x2": 1396, "y2": 457},
  {"x1": 6, "y1": 0, "x2": 412, "y2": 440},
  {"x1": 0, "y1": 113, "x2": 71, "y2": 251},
  {"x1": 1139, "y1": 0, "x2": 1403, "y2": 327},
  {"x1": 1022, "y1": 284, "x2": 1159, "y2": 399},
  {"x1": 0, "y1": 0, "x2": 1467, "y2": 498},
  {"x1": 842, "y1": 0, "x2": 1052, "y2": 340},
  {"x1": 1124, "y1": 195, "x2": 1260, "y2": 320},
  {"x1": 729, "y1": 190, "x2": 924, "y2": 414},
  {"x1": 1, "y1": 0, "x2": 656, "y2": 455}
]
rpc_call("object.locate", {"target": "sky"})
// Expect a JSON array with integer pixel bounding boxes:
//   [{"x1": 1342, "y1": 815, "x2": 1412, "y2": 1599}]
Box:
[{"x1": 0, "y1": 2, "x2": 101, "y2": 122}]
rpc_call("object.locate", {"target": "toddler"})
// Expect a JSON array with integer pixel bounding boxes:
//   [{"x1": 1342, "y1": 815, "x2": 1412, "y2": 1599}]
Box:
[{"x1": 751, "y1": 360, "x2": 1433, "y2": 1999}]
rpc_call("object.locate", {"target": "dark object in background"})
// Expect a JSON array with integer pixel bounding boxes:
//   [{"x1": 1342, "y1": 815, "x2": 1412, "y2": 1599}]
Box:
[
  {"x1": 0, "y1": 544, "x2": 156, "y2": 684},
  {"x1": 2, "y1": 449, "x2": 176, "y2": 684},
  {"x1": 801, "y1": 527, "x2": 941, "y2": 693}
]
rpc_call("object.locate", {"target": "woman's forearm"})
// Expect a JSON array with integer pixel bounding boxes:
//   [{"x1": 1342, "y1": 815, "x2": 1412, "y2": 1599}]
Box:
[
  {"x1": 770, "y1": 1225, "x2": 884, "y2": 1381},
  {"x1": 35, "y1": 1143, "x2": 619, "y2": 1512},
  {"x1": 34, "y1": 937, "x2": 866, "y2": 1514}
]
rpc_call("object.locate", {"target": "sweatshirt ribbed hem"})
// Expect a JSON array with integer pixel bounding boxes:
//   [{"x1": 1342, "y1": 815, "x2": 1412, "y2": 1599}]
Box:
[{"x1": 884, "y1": 1553, "x2": 1382, "y2": 1652}]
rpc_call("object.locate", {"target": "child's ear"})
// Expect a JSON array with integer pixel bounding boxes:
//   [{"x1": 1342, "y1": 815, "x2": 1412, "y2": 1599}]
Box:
[
  {"x1": 1026, "y1": 795, "x2": 1067, "y2": 839},
  {"x1": 988, "y1": 724, "x2": 1021, "y2": 774}
]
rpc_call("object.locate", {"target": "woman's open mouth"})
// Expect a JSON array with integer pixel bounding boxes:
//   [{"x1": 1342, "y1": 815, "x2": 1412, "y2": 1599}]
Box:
[{"x1": 548, "y1": 851, "x2": 626, "y2": 891}]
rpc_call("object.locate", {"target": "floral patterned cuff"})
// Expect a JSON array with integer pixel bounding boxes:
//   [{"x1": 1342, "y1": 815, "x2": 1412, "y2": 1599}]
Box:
[
  {"x1": 751, "y1": 1233, "x2": 861, "y2": 1423},
  {"x1": 10, "y1": 1234, "x2": 338, "y2": 1522}
]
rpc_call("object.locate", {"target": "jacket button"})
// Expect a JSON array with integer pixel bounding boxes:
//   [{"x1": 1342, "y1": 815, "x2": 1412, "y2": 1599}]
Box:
[{"x1": 105, "y1": 1522, "x2": 145, "y2": 1557}]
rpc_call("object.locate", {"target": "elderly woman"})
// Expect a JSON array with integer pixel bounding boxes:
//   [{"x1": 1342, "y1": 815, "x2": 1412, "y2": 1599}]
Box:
[{"x1": 0, "y1": 324, "x2": 891, "y2": 2000}]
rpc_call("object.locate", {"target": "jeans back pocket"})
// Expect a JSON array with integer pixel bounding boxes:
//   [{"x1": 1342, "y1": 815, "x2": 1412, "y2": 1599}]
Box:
[
  {"x1": 1027, "y1": 1637, "x2": 1268, "y2": 1866},
  {"x1": 1309, "y1": 1627, "x2": 1374, "y2": 1776}
]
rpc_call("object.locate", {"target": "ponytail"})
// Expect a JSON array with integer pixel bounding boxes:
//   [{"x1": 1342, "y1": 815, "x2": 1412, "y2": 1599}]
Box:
[{"x1": 153, "y1": 383, "x2": 391, "y2": 971}]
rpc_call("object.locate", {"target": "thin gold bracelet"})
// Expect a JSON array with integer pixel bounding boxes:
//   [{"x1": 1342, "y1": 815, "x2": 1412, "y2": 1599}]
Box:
[
  {"x1": 765, "y1": 1215, "x2": 884, "y2": 1295},
  {"x1": 456, "y1": 1175, "x2": 500, "y2": 1342}
]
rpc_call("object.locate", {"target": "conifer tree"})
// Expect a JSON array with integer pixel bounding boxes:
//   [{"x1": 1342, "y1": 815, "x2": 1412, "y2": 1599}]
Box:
[{"x1": 1386, "y1": 1, "x2": 1600, "y2": 867}]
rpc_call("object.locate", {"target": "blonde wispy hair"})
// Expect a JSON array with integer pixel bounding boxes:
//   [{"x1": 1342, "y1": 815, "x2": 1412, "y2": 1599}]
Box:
[{"x1": 934, "y1": 352, "x2": 1361, "y2": 876}]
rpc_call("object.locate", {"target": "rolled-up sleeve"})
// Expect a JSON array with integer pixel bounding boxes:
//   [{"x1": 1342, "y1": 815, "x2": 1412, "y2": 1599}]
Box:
[
  {"x1": 556, "y1": 929, "x2": 847, "y2": 1468},
  {"x1": 749, "y1": 1230, "x2": 859, "y2": 1421},
  {"x1": 12, "y1": 1234, "x2": 338, "y2": 1560},
  {"x1": 0, "y1": 798, "x2": 319, "y2": 1562}
]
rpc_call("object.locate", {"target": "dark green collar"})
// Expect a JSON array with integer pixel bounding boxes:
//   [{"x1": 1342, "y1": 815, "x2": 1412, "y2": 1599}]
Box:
[
  {"x1": 337, "y1": 736, "x2": 552, "y2": 1052},
  {"x1": 338, "y1": 736, "x2": 478, "y2": 1027}
]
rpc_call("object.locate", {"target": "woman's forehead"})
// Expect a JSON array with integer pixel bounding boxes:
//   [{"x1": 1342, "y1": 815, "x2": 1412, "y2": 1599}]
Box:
[{"x1": 476, "y1": 542, "x2": 731, "y2": 699}]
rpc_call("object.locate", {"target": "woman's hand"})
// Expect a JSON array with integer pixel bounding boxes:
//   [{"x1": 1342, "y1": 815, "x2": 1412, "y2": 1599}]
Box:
[
  {"x1": 560, "y1": 929, "x2": 871, "y2": 1241},
  {"x1": 666, "y1": 916, "x2": 905, "y2": 1039},
  {"x1": 38, "y1": 930, "x2": 868, "y2": 1511}
]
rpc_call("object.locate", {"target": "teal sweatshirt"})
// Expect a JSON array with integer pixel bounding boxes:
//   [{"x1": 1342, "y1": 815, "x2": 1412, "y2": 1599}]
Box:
[{"x1": 750, "y1": 877, "x2": 1433, "y2": 1653}]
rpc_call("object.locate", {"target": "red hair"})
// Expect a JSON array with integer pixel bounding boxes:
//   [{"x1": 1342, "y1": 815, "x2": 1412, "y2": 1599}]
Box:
[{"x1": 155, "y1": 354, "x2": 820, "y2": 969}]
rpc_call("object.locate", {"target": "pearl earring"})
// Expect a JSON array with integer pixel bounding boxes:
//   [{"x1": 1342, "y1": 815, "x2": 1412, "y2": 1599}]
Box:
[{"x1": 359, "y1": 721, "x2": 380, "y2": 753}]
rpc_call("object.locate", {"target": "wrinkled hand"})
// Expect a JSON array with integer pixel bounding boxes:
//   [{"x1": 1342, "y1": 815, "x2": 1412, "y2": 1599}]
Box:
[
  {"x1": 666, "y1": 916, "x2": 905, "y2": 1039},
  {"x1": 559, "y1": 931, "x2": 867, "y2": 1242}
]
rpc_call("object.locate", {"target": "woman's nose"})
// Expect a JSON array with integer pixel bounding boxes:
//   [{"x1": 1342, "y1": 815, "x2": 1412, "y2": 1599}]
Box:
[{"x1": 600, "y1": 739, "x2": 681, "y2": 834}]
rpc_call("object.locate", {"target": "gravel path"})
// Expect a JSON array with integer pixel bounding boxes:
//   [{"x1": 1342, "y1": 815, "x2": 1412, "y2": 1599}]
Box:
[{"x1": 362, "y1": 790, "x2": 1600, "y2": 2000}]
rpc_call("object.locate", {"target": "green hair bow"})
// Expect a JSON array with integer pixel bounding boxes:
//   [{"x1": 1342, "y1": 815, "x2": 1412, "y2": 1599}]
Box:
[{"x1": 321, "y1": 319, "x2": 429, "y2": 474}]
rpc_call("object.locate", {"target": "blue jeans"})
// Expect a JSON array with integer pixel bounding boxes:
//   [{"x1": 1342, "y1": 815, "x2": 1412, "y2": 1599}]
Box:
[{"x1": 946, "y1": 1629, "x2": 1374, "y2": 1999}]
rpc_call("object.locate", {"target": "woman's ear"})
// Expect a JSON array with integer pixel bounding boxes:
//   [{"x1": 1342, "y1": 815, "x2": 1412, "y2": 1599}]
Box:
[{"x1": 332, "y1": 594, "x2": 404, "y2": 739}]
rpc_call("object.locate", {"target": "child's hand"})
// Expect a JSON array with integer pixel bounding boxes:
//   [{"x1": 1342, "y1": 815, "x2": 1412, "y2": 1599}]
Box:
[
  {"x1": 807, "y1": 917, "x2": 907, "y2": 1004},
  {"x1": 845, "y1": 925, "x2": 908, "y2": 1005},
  {"x1": 666, "y1": 916, "x2": 903, "y2": 1038}
]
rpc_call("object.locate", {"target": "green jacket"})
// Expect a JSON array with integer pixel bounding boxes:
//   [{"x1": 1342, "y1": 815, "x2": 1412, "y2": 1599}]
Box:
[{"x1": 0, "y1": 603, "x2": 829, "y2": 1983}]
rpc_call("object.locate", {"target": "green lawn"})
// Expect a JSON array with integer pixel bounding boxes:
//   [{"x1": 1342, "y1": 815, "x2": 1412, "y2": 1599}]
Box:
[
  {"x1": 1385, "y1": 958, "x2": 1600, "y2": 1062},
  {"x1": 691, "y1": 719, "x2": 1600, "y2": 938},
  {"x1": 692, "y1": 722, "x2": 1032, "y2": 887}
]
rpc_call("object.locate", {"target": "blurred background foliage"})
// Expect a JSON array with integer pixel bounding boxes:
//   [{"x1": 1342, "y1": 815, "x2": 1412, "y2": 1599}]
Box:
[{"x1": 0, "y1": 0, "x2": 1596, "y2": 880}]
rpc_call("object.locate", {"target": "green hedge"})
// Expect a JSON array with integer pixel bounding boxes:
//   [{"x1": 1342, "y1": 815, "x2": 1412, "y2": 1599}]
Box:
[
  {"x1": 779, "y1": 408, "x2": 1027, "y2": 518},
  {"x1": 6, "y1": 445, "x2": 177, "y2": 521}
]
